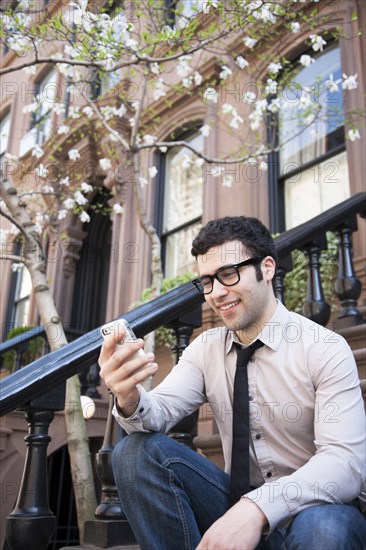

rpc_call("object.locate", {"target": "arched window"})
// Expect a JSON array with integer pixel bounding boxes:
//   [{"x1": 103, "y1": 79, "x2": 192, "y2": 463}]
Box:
[{"x1": 156, "y1": 130, "x2": 204, "y2": 277}]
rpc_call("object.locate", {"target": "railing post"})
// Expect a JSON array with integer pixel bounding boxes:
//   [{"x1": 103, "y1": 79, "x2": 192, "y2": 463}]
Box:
[
  {"x1": 273, "y1": 255, "x2": 292, "y2": 305},
  {"x1": 334, "y1": 219, "x2": 363, "y2": 329},
  {"x1": 301, "y1": 237, "x2": 331, "y2": 327},
  {"x1": 6, "y1": 384, "x2": 65, "y2": 550},
  {"x1": 83, "y1": 391, "x2": 136, "y2": 548},
  {"x1": 168, "y1": 305, "x2": 202, "y2": 449}
]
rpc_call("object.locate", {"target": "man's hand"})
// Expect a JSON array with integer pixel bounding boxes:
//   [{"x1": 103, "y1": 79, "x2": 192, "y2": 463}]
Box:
[
  {"x1": 98, "y1": 328, "x2": 158, "y2": 417},
  {"x1": 197, "y1": 498, "x2": 267, "y2": 550}
]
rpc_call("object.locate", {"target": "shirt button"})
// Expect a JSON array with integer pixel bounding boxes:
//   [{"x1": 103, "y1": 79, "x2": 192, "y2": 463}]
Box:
[
  {"x1": 266, "y1": 472, "x2": 272, "y2": 478},
  {"x1": 255, "y1": 434, "x2": 261, "y2": 440},
  {"x1": 250, "y1": 357, "x2": 255, "y2": 363},
  {"x1": 139, "y1": 407, "x2": 144, "y2": 413},
  {"x1": 248, "y1": 396, "x2": 253, "y2": 401}
]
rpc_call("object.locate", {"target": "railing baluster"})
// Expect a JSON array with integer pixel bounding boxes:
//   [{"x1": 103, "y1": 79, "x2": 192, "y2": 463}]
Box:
[
  {"x1": 334, "y1": 219, "x2": 363, "y2": 328},
  {"x1": 5, "y1": 385, "x2": 65, "y2": 550},
  {"x1": 302, "y1": 238, "x2": 331, "y2": 327},
  {"x1": 273, "y1": 255, "x2": 292, "y2": 305},
  {"x1": 168, "y1": 306, "x2": 202, "y2": 449},
  {"x1": 83, "y1": 391, "x2": 136, "y2": 548}
]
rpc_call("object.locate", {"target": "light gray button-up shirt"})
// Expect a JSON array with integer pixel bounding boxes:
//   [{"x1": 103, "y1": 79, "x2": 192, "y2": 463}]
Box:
[{"x1": 113, "y1": 300, "x2": 365, "y2": 532}]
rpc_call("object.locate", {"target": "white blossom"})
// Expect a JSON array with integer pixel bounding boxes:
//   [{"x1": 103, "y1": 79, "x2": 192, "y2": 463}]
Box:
[
  {"x1": 236, "y1": 56, "x2": 249, "y2": 69},
  {"x1": 290, "y1": 22, "x2": 300, "y2": 33},
  {"x1": 138, "y1": 176, "x2": 148, "y2": 187},
  {"x1": 82, "y1": 106, "x2": 94, "y2": 118},
  {"x1": 148, "y1": 166, "x2": 158, "y2": 178},
  {"x1": 222, "y1": 103, "x2": 234, "y2": 114},
  {"x1": 195, "y1": 158, "x2": 204, "y2": 167},
  {"x1": 23, "y1": 101, "x2": 38, "y2": 114},
  {"x1": 79, "y1": 211, "x2": 90, "y2": 223},
  {"x1": 113, "y1": 203, "x2": 124, "y2": 214},
  {"x1": 57, "y1": 124, "x2": 70, "y2": 135},
  {"x1": 63, "y1": 198, "x2": 75, "y2": 210},
  {"x1": 159, "y1": 146, "x2": 168, "y2": 153},
  {"x1": 36, "y1": 164, "x2": 48, "y2": 178},
  {"x1": 143, "y1": 134, "x2": 156, "y2": 146},
  {"x1": 69, "y1": 106, "x2": 81, "y2": 119},
  {"x1": 222, "y1": 175, "x2": 233, "y2": 187},
  {"x1": 243, "y1": 91, "x2": 256, "y2": 103},
  {"x1": 265, "y1": 79, "x2": 278, "y2": 95},
  {"x1": 150, "y1": 62, "x2": 160, "y2": 75},
  {"x1": 268, "y1": 62, "x2": 282, "y2": 74},
  {"x1": 68, "y1": 149, "x2": 80, "y2": 161},
  {"x1": 342, "y1": 73, "x2": 358, "y2": 90},
  {"x1": 81, "y1": 182, "x2": 93, "y2": 193},
  {"x1": 109, "y1": 132, "x2": 120, "y2": 143},
  {"x1": 348, "y1": 129, "x2": 360, "y2": 142},
  {"x1": 32, "y1": 145, "x2": 44, "y2": 159},
  {"x1": 23, "y1": 65, "x2": 37, "y2": 75},
  {"x1": 324, "y1": 74, "x2": 341, "y2": 93},
  {"x1": 243, "y1": 36, "x2": 257, "y2": 49},
  {"x1": 59, "y1": 177, "x2": 70, "y2": 186},
  {"x1": 42, "y1": 185, "x2": 54, "y2": 193},
  {"x1": 53, "y1": 103, "x2": 66, "y2": 115},
  {"x1": 99, "y1": 158, "x2": 112, "y2": 171},
  {"x1": 194, "y1": 72, "x2": 203, "y2": 86},
  {"x1": 153, "y1": 78, "x2": 166, "y2": 101},
  {"x1": 129, "y1": 117, "x2": 136, "y2": 128},
  {"x1": 229, "y1": 114, "x2": 243, "y2": 129},
  {"x1": 200, "y1": 124, "x2": 211, "y2": 138},
  {"x1": 203, "y1": 87, "x2": 218, "y2": 104},
  {"x1": 300, "y1": 54, "x2": 315, "y2": 68},
  {"x1": 304, "y1": 114, "x2": 315, "y2": 126},
  {"x1": 74, "y1": 191, "x2": 88, "y2": 205},
  {"x1": 58, "y1": 209, "x2": 68, "y2": 220},
  {"x1": 219, "y1": 65, "x2": 232, "y2": 80},
  {"x1": 212, "y1": 166, "x2": 224, "y2": 178},
  {"x1": 182, "y1": 76, "x2": 193, "y2": 88},
  {"x1": 177, "y1": 56, "x2": 192, "y2": 78},
  {"x1": 310, "y1": 34, "x2": 327, "y2": 52},
  {"x1": 260, "y1": 161, "x2": 268, "y2": 171}
]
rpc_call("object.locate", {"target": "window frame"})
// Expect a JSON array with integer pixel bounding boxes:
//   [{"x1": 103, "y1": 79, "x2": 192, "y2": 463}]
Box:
[
  {"x1": 268, "y1": 42, "x2": 347, "y2": 233},
  {"x1": 154, "y1": 125, "x2": 204, "y2": 276}
]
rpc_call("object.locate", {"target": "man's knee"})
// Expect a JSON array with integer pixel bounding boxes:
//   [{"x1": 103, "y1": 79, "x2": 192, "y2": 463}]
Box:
[
  {"x1": 286, "y1": 504, "x2": 366, "y2": 549},
  {"x1": 112, "y1": 432, "x2": 170, "y2": 477}
]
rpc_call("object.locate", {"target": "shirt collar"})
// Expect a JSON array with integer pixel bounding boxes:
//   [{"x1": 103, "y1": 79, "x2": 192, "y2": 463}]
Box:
[{"x1": 225, "y1": 300, "x2": 290, "y2": 354}]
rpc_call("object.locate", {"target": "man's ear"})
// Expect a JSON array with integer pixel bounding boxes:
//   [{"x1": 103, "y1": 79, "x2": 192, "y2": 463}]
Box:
[{"x1": 262, "y1": 256, "x2": 276, "y2": 281}]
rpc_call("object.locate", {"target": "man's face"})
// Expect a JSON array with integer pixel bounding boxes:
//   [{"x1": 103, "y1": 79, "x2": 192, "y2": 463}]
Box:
[{"x1": 196, "y1": 241, "x2": 277, "y2": 342}]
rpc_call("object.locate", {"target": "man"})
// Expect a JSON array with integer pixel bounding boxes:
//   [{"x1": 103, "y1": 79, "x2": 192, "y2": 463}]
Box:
[{"x1": 99, "y1": 216, "x2": 366, "y2": 550}]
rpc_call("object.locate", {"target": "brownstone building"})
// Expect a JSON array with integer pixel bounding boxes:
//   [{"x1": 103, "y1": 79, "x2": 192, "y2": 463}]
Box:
[{"x1": 0, "y1": 1, "x2": 365, "y2": 547}]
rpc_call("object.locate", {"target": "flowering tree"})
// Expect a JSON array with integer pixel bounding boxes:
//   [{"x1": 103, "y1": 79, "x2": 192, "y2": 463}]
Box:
[{"x1": 0, "y1": 0, "x2": 363, "y2": 540}]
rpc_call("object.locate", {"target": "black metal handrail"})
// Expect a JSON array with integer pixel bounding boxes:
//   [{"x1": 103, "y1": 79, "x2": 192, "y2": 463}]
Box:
[
  {"x1": 1, "y1": 192, "x2": 365, "y2": 418},
  {"x1": 0, "y1": 282, "x2": 204, "y2": 416}
]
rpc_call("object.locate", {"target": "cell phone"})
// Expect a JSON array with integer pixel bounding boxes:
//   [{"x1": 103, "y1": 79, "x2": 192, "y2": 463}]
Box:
[{"x1": 100, "y1": 319, "x2": 146, "y2": 359}]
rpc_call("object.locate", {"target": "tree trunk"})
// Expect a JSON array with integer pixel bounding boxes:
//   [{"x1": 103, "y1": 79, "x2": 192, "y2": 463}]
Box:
[{"x1": 0, "y1": 179, "x2": 97, "y2": 543}]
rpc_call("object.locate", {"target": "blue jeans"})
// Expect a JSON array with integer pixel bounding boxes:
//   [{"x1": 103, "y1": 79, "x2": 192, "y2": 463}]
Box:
[{"x1": 112, "y1": 432, "x2": 366, "y2": 550}]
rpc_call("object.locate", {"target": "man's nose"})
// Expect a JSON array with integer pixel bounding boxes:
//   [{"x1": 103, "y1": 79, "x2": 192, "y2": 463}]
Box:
[{"x1": 210, "y1": 278, "x2": 229, "y2": 298}]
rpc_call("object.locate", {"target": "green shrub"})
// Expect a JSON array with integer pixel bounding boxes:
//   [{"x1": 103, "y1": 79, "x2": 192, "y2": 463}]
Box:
[{"x1": 2, "y1": 326, "x2": 46, "y2": 372}]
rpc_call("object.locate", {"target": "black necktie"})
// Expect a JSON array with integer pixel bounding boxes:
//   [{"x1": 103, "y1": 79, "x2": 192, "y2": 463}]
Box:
[{"x1": 229, "y1": 340, "x2": 264, "y2": 506}]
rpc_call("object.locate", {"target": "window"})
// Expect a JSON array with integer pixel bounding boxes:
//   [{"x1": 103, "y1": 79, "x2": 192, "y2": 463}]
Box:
[
  {"x1": 100, "y1": 6, "x2": 126, "y2": 94},
  {"x1": 158, "y1": 131, "x2": 204, "y2": 277},
  {"x1": 0, "y1": 111, "x2": 11, "y2": 173},
  {"x1": 32, "y1": 69, "x2": 59, "y2": 145},
  {"x1": 165, "y1": 0, "x2": 205, "y2": 28},
  {"x1": 12, "y1": 265, "x2": 32, "y2": 327},
  {"x1": 271, "y1": 45, "x2": 349, "y2": 230}
]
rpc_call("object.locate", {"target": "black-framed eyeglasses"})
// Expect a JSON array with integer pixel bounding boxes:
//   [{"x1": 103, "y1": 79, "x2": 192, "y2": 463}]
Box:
[{"x1": 192, "y1": 256, "x2": 264, "y2": 295}]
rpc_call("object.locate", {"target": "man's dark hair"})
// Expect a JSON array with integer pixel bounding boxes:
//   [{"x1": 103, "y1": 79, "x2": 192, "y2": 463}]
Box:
[{"x1": 191, "y1": 216, "x2": 276, "y2": 281}]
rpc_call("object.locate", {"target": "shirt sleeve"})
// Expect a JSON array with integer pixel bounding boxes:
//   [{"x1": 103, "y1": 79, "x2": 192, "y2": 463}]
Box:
[
  {"x1": 245, "y1": 336, "x2": 366, "y2": 533},
  {"x1": 113, "y1": 341, "x2": 207, "y2": 434}
]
